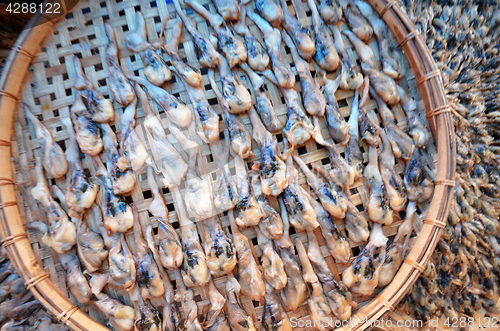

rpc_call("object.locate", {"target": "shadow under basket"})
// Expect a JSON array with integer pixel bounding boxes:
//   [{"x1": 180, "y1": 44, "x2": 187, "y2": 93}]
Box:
[{"x1": 0, "y1": 0, "x2": 455, "y2": 330}]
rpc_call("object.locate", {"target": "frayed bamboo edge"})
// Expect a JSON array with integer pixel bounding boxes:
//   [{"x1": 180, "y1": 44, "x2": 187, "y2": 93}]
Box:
[{"x1": 0, "y1": 1, "x2": 108, "y2": 330}]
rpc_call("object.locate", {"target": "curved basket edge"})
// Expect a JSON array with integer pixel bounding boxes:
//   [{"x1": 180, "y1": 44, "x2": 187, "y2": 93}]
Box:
[
  {"x1": 0, "y1": 0, "x2": 456, "y2": 330},
  {"x1": 350, "y1": 0, "x2": 456, "y2": 328},
  {"x1": 0, "y1": 3, "x2": 110, "y2": 331}
]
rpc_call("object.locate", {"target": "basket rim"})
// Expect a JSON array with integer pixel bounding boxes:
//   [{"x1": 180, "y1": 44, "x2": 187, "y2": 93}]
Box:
[{"x1": 0, "y1": 0, "x2": 456, "y2": 330}]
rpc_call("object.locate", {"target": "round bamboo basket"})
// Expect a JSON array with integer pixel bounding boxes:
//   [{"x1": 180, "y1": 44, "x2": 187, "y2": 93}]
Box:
[{"x1": 0, "y1": 0, "x2": 455, "y2": 330}]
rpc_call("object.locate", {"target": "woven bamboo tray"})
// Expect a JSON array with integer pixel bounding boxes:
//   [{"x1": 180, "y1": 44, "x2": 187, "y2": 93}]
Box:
[{"x1": 0, "y1": 0, "x2": 455, "y2": 330}]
